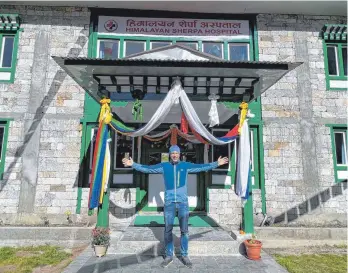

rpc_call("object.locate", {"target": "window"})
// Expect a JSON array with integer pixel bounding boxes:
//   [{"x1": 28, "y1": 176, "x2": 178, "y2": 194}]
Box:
[
  {"x1": 1, "y1": 36, "x2": 14, "y2": 67},
  {"x1": 203, "y1": 42, "x2": 223, "y2": 58},
  {"x1": 151, "y1": 41, "x2": 171, "y2": 49},
  {"x1": 211, "y1": 129, "x2": 235, "y2": 171},
  {"x1": 321, "y1": 24, "x2": 347, "y2": 90},
  {"x1": 0, "y1": 120, "x2": 10, "y2": 179},
  {"x1": 0, "y1": 13, "x2": 20, "y2": 83},
  {"x1": 125, "y1": 40, "x2": 145, "y2": 56},
  {"x1": 229, "y1": 43, "x2": 249, "y2": 61},
  {"x1": 114, "y1": 133, "x2": 134, "y2": 170},
  {"x1": 331, "y1": 126, "x2": 348, "y2": 183},
  {"x1": 98, "y1": 40, "x2": 119, "y2": 59},
  {"x1": 175, "y1": 41, "x2": 198, "y2": 50}
]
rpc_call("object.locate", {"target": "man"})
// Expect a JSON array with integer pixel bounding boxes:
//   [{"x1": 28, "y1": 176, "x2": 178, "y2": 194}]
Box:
[{"x1": 122, "y1": 145, "x2": 228, "y2": 268}]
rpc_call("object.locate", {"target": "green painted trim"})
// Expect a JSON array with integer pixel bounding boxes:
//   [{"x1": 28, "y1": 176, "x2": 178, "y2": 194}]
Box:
[
  {"x1": 209, "y1": 185, "x2": 232, "y2": 189},
  {"x1": 328, "y1": 76, "x2": 348, "y2": 80},
  {"x1": 111, "y1": 101, "x2": 128, "y2": 107},
  {"x1": 253, "y1": 17, "x2": 259, "y2": 61},
  {"x1": 223, "y1": 41, "x2": 228, "y2": 60},
  {"x1": 206, "y1": 187, "x2": 210, "y2": 213},
  {"x1": 322, "y1": 40, "x2": 348, "y2": 91},
  {"x1": 76, "y1": 121, "x2": 87, "y2": 213},
  {"x1": 242, "y1": 192, "x2": 254, "y2": 233},
  {"x1": 0, "y1": 31, "x2": 20, "y2": 83},
  {"x1": 97, "y1": 34, "x2": 249, "y2": 43},
  {"x1": 119, "y1": 37, "x2": 124, "y2": 58},
  {"x1": 329, "y1": 126, "x2": 348, "y2": 184},
  {"x1": 198, "y1": 40, "x2": 202, "y2": 51},
  {"x1": 0, "y1": 118, "x2": 14, "y2": 121},
  {"x1": 0, "y1": 120, "x2": 10, "y2": 180},
  {"x1": 322, "y1": 40, "x2": 330, "y2": 91},
  {"x1": 326, "y1": 123, "x2": 348, "y2": 128},
  {"x1": 258, "y1": 123, "x2": 266, "y2": 214},
  {"x1": 329, "y1": 126, "x2": 339, "y2": 183},
  {"x1": 76, "y1": 187, "x2": 83, "y2": 214}
]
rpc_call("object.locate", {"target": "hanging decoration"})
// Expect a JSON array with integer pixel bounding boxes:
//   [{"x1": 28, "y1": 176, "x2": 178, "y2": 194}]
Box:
[
  {"x1": 131, "y1": 89, "x2": 145, "y2": 121},
  {"x1": 88, "y1": 79, "x2": 253, "y2": 211},
  {"x1": 238, "y1": 102, "x2": 248, "y2": 134},
  {"x1": 109, "y1": 80, "x2": 237, "y2": 144},
  {"x1": 208, "y1": 93, "x2": 220, "y2": 127},
  {"x1": 180, "y1": 112, "x2": 189, "y2": 134},
  {"x1": 88, "y1": 118, "x2": 109, "y2": 211},
  {"x1": 236, "y1": 104, "x2": 252, "y2": 202}
]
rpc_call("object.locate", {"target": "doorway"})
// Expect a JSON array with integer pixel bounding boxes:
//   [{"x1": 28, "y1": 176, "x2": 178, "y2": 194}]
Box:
[{"x1": 137, "y1": 126, "x2": 207, "y2": 212}]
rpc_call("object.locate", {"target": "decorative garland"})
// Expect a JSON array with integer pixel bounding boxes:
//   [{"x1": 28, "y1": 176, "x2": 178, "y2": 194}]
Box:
[{"x1": 88, "y1": 84, "x2": 251, "y2": 211}]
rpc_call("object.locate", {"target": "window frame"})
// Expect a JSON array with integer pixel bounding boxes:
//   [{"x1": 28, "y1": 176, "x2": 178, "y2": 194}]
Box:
[
  {"x1": 95, "y1": 35, "x2": 253, "y2": 60},
  {"x1": 211, "y1": 128, "x2": 234, "y2": 173},
  {"x1": 323, "y1": 41, "x2": 347, "y2": 91},
  {"x1": 0, "y1": 120, "x2": 10, "y2": 180},
  {"x1": 97, "y1": 38, "x2": 120, "y2": 59},
  {"x1": 124, "y1": 40, "x2": 146, "y2": 57},
  {"x1": 114, "y1": 131, "x2": 135, "y2": 171},
  {"x1": 0, "y1": 31, "x2": 19, "y2": 83},
  {"x1": 210, "y1": 126, "x2": 260, "y2": 189},
  {"x1": 228, "y1": 42, "x2": 250, "y2": 61},
  {"x1": 329, "y1": 125, "x2": 348, "y2": 183}
]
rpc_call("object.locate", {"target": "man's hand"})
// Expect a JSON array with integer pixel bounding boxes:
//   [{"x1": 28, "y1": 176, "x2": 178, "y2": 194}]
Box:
[
  {"x1": 217, "y1": 156, "x2": 229, "y2": 166},
  {"x1": 122, "y1": 157, "x2": 134, "y2": 167}
]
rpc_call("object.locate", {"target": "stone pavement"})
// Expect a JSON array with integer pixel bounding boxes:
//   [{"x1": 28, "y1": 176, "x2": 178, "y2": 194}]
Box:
[{"x1": 62, "y1": 248, "x2": 289, "y2": 273}]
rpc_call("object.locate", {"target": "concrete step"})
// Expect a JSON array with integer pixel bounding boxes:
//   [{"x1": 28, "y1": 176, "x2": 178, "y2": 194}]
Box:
[
  {"x1": 109, "y1": 226, "x2": 242, "y2": 256},
  {"x1": 0, "y1": 226, "x2": 91, "y2": 248},
  {"x1": 255, "y1": 227, "x2": 347, "y2": 240}
]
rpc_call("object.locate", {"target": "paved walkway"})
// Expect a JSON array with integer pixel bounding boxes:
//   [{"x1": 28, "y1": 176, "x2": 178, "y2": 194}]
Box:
[{"x1": 62, "y1": 248, "x2": 289, "y2": 273}]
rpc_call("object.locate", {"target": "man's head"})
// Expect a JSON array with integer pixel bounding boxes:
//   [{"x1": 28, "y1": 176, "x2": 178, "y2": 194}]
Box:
[{"x1": 169, "y1": 145, "x2": 180, "y2": 162}]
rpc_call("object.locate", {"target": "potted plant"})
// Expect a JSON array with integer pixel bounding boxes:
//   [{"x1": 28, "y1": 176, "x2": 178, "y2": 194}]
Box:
[
  {"x1": 91, "y1": 227, "x2": 110, "y2": 257},
  {"x1": 244, "y1": 234, "x2": 262, "y2": 260}
]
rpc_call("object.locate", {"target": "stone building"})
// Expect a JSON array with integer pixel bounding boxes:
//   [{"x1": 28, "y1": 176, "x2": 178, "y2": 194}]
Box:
[{"x1": 0, "y1": 2, "x2": 346, "y2": 232}]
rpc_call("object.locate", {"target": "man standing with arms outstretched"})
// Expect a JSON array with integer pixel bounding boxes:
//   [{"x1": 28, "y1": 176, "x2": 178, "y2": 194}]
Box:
[{"x1": 122, "y1": 145, "x2": 228, "y2": 268}]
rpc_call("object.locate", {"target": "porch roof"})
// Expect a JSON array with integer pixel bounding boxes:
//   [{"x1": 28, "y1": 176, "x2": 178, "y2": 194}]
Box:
[{"x1": 52, "y1": 44, "x2": 302, "y2": 103}]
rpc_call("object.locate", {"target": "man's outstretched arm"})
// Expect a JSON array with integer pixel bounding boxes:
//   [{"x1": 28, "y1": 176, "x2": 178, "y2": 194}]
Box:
[
  {"x1": 122, "y1": 157, "x2": 164, "y2": 174},
  {"x1": 186, "y1": 156, "x2": 229, "y2": 173}
]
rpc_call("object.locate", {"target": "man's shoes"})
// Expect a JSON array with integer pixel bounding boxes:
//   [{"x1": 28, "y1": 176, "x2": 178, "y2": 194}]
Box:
[
  {"x1": 181, "y1": 256, "x2": 193, "y2": 268},
  {"x1": 161, "y1": 256, "x2": 173, "y2": 268}
]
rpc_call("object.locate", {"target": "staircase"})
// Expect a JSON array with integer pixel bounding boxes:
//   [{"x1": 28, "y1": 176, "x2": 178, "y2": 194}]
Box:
[{"x1": 108, "y1": 215, "x2": 242, "y2": 256}]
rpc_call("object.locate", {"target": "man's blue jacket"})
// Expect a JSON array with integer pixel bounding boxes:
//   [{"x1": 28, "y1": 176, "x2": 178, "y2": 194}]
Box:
[{"x1": 133, "y1": 161, "x2": 219, "y2": 205}]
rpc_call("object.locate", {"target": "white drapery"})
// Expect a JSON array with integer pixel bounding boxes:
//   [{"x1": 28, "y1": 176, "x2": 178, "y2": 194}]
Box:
[
  {"x1": 235, "y1": 119, "x2": 251, "y2": 200},
  {"x1": 208, "y1": 94, "x2": 220, "y2": 127},
  {"x1": 124, "y1": 80, "x2": 236, "y2": 145}
]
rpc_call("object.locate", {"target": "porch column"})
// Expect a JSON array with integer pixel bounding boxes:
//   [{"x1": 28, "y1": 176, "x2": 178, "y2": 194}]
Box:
[{"x1": 242, "y1": 186, "x2": 254, "y2": 233}]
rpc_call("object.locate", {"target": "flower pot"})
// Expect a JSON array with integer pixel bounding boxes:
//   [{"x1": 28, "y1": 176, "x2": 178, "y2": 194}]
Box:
[
  {"x1": 94, "y1": 245, "x2": 108, "y2": 257},
  {"x1": 244, "y1": 239, "x2": 262, "y2": 260}
]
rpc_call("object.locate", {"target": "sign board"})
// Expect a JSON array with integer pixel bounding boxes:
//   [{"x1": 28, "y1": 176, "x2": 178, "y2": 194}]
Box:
[{"x1": 98, "y1": 16, "x2": 250, "y2": 39}]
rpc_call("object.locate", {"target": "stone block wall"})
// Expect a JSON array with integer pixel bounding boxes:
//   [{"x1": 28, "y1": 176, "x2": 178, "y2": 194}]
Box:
[
  {"x1": 256, "y1": 14, "x2": 347, "y2": 227},
  {"x1": 0, "y1": 7, "x2": 346, "y2": 230},
  {"x1": 0, "y1": 5, "x2": 90, "y2": 225}
]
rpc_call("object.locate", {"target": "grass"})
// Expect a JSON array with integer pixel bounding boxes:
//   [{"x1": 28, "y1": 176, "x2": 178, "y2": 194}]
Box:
[
  {"x1": 0, "y1": 245, "x2": 72, "y2": 273},
  {"x1": 334, "y1": 244, "x2": 347, "y2": 249},
  {"x1": 274, "y1": 254, "x2": 347, "y2": 273}
]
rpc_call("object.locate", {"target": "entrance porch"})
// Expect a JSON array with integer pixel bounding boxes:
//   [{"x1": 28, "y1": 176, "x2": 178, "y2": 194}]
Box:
[{"x1": 53, "y1": 44, "x2": 301, "y2": 235}]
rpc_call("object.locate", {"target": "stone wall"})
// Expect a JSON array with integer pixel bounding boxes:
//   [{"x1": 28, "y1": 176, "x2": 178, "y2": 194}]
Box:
[
  {"x1": 256, "y1": 14, "x2": 347, "y2": 227},
  {"x1": 0, "y1": 7, "x2": 346, "y2": 229},
  {"x1": 0, "y1": 5, "x2": 90, "y2": 225}
]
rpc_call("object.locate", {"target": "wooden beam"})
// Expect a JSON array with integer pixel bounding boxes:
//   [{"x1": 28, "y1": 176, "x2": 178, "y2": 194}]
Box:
[
  {"x1": 206, "y1": 76, "x2": 211, "y2": 96},
  {"x1": 143, "y1": 76, "x2": 148, "y2": 94},
  {"x1": 156, "y1": 76, "x2": 160, "y2": 93},
  {"x1": 193, "y1": 76, "x2": 198, "y2": 95},
  {"x1": 218, "y1": 77, "x2": 224, "y2": 95},
  {"x1": 129, "y1": 76, "x2": 134, "y2": 92}
]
